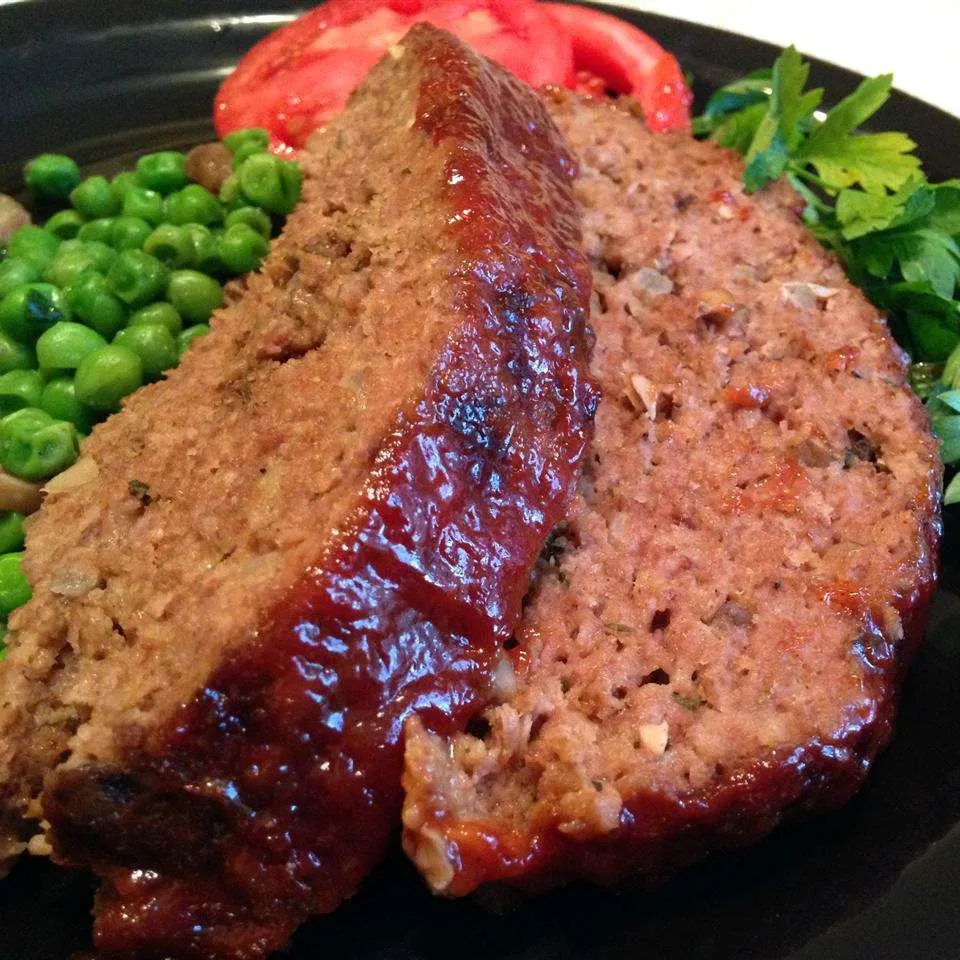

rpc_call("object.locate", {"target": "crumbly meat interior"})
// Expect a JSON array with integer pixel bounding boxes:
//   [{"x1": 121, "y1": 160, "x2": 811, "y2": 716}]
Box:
[
  {"x1": 0, "y1": 46, "x2": 461, "y2": 864},
  {"x1": 404, "y1": 94, "x2": 940, "y2": 876}
]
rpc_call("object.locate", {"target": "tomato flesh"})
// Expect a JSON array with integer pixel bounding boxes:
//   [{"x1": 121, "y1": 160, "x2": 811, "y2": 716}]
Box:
[
  {"x1": 543, "y1": 3, "x2": 692, "y2": 132},
  {"x1": 215, "y1": 0, "x2": 575, "y2": 153},
  {"x1": 215, "y1": 0, "x2": 693, "y2": 153}
]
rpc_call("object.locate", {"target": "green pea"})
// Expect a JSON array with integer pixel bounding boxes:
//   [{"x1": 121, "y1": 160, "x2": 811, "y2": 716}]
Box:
[
  {"x1": 110, "y1": 171, "x2": 139, "y2": 203},
  {"x1": 237, "y1": 153, "x2": 302, "y2": 215},
  {"x1": 45, "y1": 210, "x2": 85, "y2": 241},
  {"x1": 43, "y1": 244, "x2": 106, "y2": 288},
  {"x1": 182, "y1": 224, "x2": 222, "y2": 274},
  {"x1": 128, "y1": 302, "x2": 182, "y2": 336},
  {"x1": 218, "y1": 173, "x2": 242, "y2": 207},
  {"x1": 70, "y1": 175, "x2": 121, "y2": 220},
  {"x1": 75, "y1": 344, "x2": 143, "y2": 411},
  {"x1": 223, "y1": 128, "x2": 269, "y2": 156},
  {"x1": 224, "y1": 206, "x2": 272, "y2": 239},
  {"x1": 81, "y1": 240, "x2": 116, "y2": 274},
  {"x1": 231, "y1": 141, "x2": 271, "y2": 169},
  {"x1": 166, "y1": 270, "x2": 222, "y2": 323},
  {"x1": 23, "y1": 153, "x2": 81, "y2": 203},
  {"x1": 0, "y1": 553, "x2": 30, "y2": 615},
  {"x1": 0, "y1": 513, "x2": 25, "y2": 554},
  {"x1": 39, "y1": 376, "x2": 97, "y2": 432},
  {"x1": 107, "y1": 250, "x2": 169, "y2": 308},
  {"x1": 0, "y1": 370, "x2": 43, "y2": 415},
  {"x1": 219, "y1": 222, "x2": 269, "y2": 275},
  {"x1": 109, "y1": 216, "x2": 152, "y2": 251},
  {"x1": 136, "y1": 151, "x2": 188, "y2": 195},
  {"x1": 36, "y1": 321, "x2": 107, "y2": 371},
  {"x1": 0, "y1": 283, "x2": 70, "y2": 343},
  {"x1": 76, "y1": 218, "x2": 115, "y2": 244},
  {"x1": 162, "y1": 184, "x2": 224, "y2": 226},
  {"x1": 0, "y1": 335, "x2": 35, "y2": 374},
  {"x1": 177, "y1": 323, "x2": 210, "y2": 357},
  {"x1": 221, "y1": 193, "x2": 252, "y2": 214},
  {"x1": 142, "y1": 224, "x2": 193, "y2": 268},
  {"x1": 6, "y1": 227, "x2": 60, "y2": 272},
  {"x1": 0, "y1": 260, "x2": 41, "y2": 300},
  {"x1": 54, "y1": 238, "x2": 84, "y2": 257},
  {"x1": 114, "y1": 323, "x2": 178, "y2": 381},
  {"x1": 63, "y1": 272, "x2": 127, "y2": 339},
  {"x1": 122, "y1": 186, "x2": 164, "y2": 225},
  {"x1": 0, "y1": 409, "x2": 78, "y2": 481}
]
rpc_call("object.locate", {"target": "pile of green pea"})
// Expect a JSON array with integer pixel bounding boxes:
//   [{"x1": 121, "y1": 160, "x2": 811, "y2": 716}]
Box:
[{"x1": 0, "y1": 129, "x2": 301, "y2": 656}]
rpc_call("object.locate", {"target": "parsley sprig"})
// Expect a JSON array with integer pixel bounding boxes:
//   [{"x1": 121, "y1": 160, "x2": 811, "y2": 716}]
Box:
[{"x1": 695, "y1": 48, "x2": 960, "y2": 505}]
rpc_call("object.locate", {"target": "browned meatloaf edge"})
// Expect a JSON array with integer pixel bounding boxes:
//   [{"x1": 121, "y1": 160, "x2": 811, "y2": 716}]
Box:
[
  {"x1": 0, "y1": 28, "x2": 597, "y2": 958},
  {"x1": 402, "y1": 90, "x2": 941, "y2": 898}
]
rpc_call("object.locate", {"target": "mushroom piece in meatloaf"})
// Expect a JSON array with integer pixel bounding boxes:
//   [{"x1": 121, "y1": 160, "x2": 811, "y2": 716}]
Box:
[
  {"x1": 0, "y1": 26, "x2": 597, "y2": 959},
  {"x1": 402, "y1": 90, "x2": 941, "y2": 896}
]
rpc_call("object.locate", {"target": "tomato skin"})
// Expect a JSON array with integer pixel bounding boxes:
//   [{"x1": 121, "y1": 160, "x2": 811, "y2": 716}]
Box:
[
  {"x1": 543, "y1": 3, "x2": 693, "y2": 132},
  {"x1": 214, "y1": 0, "x2": 575, "y2": 153}
]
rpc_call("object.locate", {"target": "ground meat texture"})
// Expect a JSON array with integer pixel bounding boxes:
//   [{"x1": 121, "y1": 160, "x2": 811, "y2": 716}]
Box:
[
  {"x1": 402, "y1": 91, "x2": 941, "y2": 897},
  {"x1": 0, "y1": 28, "x2": 596, "y2": 957}
]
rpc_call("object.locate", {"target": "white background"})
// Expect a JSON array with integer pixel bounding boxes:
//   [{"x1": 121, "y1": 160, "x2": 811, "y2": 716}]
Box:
[{"x1": 607, "y1": 0, "x2": 958, "y2": 117}]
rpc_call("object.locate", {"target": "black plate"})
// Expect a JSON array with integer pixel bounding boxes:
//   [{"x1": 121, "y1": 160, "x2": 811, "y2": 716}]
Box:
[{"x1": 1, "y1": 4, "x2": 959, "y2": 959}]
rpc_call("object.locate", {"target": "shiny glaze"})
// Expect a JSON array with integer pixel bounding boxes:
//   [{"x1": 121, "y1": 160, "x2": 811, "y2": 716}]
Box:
[
  {"x1": 412, "y1": 473, "x2": 941, "y2": 899},
  {"x1": 45, "y1": 26, "x2": 596, "y2": 959}
]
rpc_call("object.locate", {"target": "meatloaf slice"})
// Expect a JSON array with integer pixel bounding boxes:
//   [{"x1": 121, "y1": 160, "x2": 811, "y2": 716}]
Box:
[
  {"x1": 402, "y1": 91, "x2": 941, "y2": 897},
  {"x1": 0, "y1": 27, "x2": 596, "y2": 958}
]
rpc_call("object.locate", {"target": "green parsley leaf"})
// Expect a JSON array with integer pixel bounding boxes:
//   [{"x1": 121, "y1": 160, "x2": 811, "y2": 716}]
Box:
[
  {"x1": 931, "y1": 408, "x2": 960, "y2": 463},
  {"x1": 946, "y1": 473, "x2": 960, "y2": 505},
  {"x1": 693, "y1": 69, "x2": 771, "y2": 137},
  {"x1": 856, "y1": 228, "x2": 960, "y2": 298},
  {"x1": 798, "y1": 74, "x2": 921, "y2": 193},
  {"x1": 943, "y1": 340, "x2": 960, "y2": 387},
  {"x1": 805, "y1": 130, "x2": 920, "y2": 194},
  {"x1": 867, "y1": 282, "x2": 960, "y2": 359},
  {"x1": 743, "y1": 47, "x2": 823, "y2": 192},
  {"x1": 710, "y1": 102, "x2": 770, "y2": 155},
  {"x1": 924, "y1": 181, "x2": 960, "y2": 234},
  {"x1": 835, "y1": 175, "x2": 932, "y2": 239},
  {"x1": 935, "y1": 389, "x2": 960, "y2": 414}
]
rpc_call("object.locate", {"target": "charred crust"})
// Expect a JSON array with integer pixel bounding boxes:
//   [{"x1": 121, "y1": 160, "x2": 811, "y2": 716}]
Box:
[{"x1": 45, "y1": 766, "x2": 229, "y2": 874}]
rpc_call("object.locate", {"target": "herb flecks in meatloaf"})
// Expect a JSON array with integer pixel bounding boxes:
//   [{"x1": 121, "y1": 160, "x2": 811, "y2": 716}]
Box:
[
  {"x1": 0, "y1": 27, "x2": 596, "y2": 958},
  {"x1": 402, "y1": 90, "x2": 940, "y2": 897}
]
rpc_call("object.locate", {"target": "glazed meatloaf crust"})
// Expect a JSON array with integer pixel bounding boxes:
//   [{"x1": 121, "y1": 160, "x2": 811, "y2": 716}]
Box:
[
  {"x1": 0, "y1": 28, "x2": 596, "y2": 958},
  {"x1": 403, "y1": 91, "x2": 941, "y2": 896}
]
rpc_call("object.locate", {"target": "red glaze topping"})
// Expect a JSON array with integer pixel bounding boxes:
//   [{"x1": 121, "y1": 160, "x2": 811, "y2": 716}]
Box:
[{"x1": 45, "y1": 26, "x2": 596, "y2": 959}]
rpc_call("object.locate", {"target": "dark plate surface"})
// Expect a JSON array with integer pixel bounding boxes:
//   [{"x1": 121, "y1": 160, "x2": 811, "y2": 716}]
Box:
[{"x1": 1, "y1": 4, "x2": 958, "y2": 959}]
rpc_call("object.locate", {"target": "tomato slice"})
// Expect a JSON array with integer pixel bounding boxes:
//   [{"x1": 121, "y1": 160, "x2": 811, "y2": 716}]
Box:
[
  {"x1": 543, "y1": 3, "x2": 693, "y2": 133},
  {"x1": 215, "y1": 0, "x2": 575, "y2": 153}
]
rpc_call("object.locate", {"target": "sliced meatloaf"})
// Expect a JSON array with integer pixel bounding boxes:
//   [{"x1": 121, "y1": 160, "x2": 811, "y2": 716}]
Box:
[
  {"x1": 0, "y1": 27, "x2": 596, "y2": 958},
  {"x1": 402, "y1": 90, "x2": 941, "y2": 897}
]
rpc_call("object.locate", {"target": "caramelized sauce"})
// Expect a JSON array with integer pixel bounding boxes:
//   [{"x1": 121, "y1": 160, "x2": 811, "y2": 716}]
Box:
[{"x1": 47, "y1": 26, "x2": 597, "y2": 958}]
